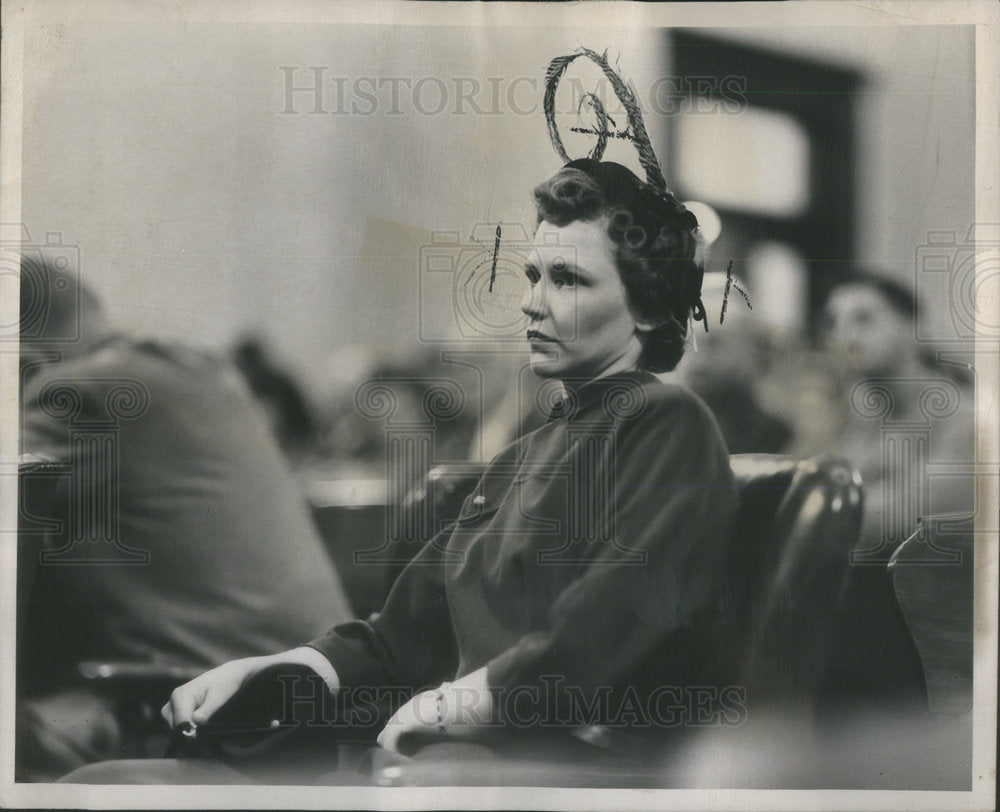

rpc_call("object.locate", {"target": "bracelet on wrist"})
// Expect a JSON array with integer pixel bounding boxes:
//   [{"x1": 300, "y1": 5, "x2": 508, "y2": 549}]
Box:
[{"x1": 435, "y1": 682, "x2": 451, "y2": 736}]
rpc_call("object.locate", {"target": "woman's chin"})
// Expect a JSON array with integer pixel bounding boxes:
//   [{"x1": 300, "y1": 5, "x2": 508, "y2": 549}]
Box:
[
  {"x1": 527, "y1": 359, "x2": 562, "y2": 379},
  {"x1": 528, "y1": 359, "x2": 604, "y2": 382},
  {"x1": 526, "y1": 347, "x2": 563, "y2": 378}
]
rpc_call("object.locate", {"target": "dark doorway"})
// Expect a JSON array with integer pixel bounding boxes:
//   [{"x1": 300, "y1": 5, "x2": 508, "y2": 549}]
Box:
[{"x1": 666, "y1": 30, "x2": 862, "y2": 337}]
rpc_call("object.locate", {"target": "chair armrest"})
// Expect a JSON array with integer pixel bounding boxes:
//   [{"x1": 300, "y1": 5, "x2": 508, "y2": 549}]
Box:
[{"x1": 78, "y1": 661, "x2": 204, "y2": 700}]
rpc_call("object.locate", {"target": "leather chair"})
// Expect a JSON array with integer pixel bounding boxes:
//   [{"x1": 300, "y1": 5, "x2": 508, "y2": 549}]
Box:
[{"x1": 729, "y1": 454, "x2": 864, "y2": 708}]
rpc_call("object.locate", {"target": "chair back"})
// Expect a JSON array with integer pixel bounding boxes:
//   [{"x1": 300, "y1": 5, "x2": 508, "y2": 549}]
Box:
[
  {"x1": 889, "y1": 515, "x2": 974, "y2": 714},
  {"x1": 728, "y1": 454, "x2": 863, "y2": 707}
]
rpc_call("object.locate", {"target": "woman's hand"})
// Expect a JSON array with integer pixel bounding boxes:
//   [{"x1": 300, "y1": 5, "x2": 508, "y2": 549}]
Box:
[
  {"x1": 376, "y1": 689, "x2": 440, "y2": 754},
  {"x1": 161, "y1": 646, "x2": 339, "y2": 730},
  {"x1": 377, "y1": 666, "x2": 493, "y2": 754},
  {"x1": 162, "y1": 657, "x2": 263, "y2": 730}
]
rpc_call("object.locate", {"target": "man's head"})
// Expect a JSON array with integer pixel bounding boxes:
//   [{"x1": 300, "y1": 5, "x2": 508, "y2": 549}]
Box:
[
  {"x1": 822, "y1": 271, "x2": 919, "y2": 378},
  {"x1": 19, "y1": 254, "x2": 108, "y2": 367}
]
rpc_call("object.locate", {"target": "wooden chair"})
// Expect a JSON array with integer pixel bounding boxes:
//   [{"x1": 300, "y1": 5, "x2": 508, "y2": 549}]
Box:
[{"x1": 888, "y1": 514, "x2": 974, "y2": 714}]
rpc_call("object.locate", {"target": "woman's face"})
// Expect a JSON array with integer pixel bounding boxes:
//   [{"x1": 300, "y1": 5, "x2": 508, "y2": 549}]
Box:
[{"x1": 520, "y1": 218, "x2": 648, "y2": 381}]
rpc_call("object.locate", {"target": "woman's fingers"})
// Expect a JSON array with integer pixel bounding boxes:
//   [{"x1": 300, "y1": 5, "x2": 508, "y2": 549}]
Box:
[
  {"x1": 377, "y1": 690, "x2": 435, "y2": 753},
  {"x1": 160, "y1": 659, "x2": 252, "y2": 729},
  {"x1": 190, "y1": 677, "x2": 240, "y2": 725},
  {"x1": 376, "y1": 724, "x2": 396, "y2": 751},
  {"x1": 162, "y1": 679, "x2": 206, "y2": 728},
  {"x1": 160, "y1": 698, "x2": 174, "y2": 729},
  {"x1": 376, "y1": 702, "x2": 404, "y2": 751}
]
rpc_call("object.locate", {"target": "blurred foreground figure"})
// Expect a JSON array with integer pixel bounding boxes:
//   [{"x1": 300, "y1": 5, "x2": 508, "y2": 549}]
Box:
[
  {"x1": 818, "y1": 271, "x2": 974, "y2": 709},
  {"x1": 674, "y1": 271, "x2": 792, "y2": 454},
  {"x1": 17, "y1": 256, "x2": 353, "y2": 780}
]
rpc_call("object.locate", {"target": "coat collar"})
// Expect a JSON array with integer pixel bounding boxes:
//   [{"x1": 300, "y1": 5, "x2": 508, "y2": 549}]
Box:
[{"x1": 546, "y1": 370, "x2": 659, "y2": 422}]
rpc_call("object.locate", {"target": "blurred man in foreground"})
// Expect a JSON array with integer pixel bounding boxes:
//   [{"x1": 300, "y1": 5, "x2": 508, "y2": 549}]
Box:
[{"x1": 17, "y1": 254, "x2": 353, "y2": 780}]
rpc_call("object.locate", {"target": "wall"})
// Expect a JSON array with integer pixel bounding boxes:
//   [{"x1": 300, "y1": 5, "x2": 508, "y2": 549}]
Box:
[
  {"x1": 18, "y1": 20, "x2": 975, "y2": 384},
  {"x1": 708, "y1": 25, "x2": 975, "y2": 341}
]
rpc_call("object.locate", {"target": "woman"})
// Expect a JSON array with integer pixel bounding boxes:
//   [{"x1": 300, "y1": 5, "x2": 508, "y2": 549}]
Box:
[{"x1": 64, "y1": 53, "x2": 739, "y2": 783}]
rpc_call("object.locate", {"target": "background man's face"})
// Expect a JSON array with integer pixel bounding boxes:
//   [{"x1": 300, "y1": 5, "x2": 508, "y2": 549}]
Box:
[{"x1": 823, "y1": 284, "x2": 913, "y2": 377}]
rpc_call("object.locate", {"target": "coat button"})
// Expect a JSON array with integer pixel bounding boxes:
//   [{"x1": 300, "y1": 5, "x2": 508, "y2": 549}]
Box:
[{"x1": 472, "y1": 495, "x2": 486, "y2": 506}]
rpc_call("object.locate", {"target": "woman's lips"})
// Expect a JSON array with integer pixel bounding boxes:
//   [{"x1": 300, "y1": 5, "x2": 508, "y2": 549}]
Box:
[{"x1": 526, "y1": 330, "x2": 555, "y2": 343}]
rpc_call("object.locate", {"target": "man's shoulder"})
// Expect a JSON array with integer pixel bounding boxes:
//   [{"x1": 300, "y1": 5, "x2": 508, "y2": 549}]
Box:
[
  {"x1": 20, "y1": 337, "x2": 244, "y2": 426},
  {"x1": 21, "y1": 346, "x2": 128, "y2": 402},
  {"x1": 27, "y1": 337, "x2": 227, "y2": 385}
]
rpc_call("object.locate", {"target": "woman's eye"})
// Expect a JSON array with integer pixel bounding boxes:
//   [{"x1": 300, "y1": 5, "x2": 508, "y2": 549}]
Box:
[{"x1": 552, "y1": 275, "x2": 574, "y2": 289}]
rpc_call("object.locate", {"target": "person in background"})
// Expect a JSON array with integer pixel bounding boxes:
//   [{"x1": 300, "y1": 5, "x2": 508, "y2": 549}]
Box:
[
  {"x1": 17, "y1": 256, "x2": 354, "y2": 780},
  {"x1": 821, "y1": 270, "x2": 974, "y2": 552},
  {"x1": 817, "y1": 269, "x2": 974, "y2": 711},
  {"x1": 673, "y1": 271, "x2": 793, "y2": 454}
]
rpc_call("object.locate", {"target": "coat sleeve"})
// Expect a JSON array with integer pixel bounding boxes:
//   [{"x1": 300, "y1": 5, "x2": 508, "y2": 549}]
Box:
[
  {"x1": 306, "y1": 530, "x2": 458, "y2": 693},
  {"x1": 484, "y1": 386, "x2": 739, "y2": 714}
]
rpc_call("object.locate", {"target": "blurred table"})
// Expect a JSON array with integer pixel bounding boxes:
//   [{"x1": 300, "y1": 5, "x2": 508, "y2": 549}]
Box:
[{"x1": 305, "y1": 477, "x2": 393, "y2": 618}]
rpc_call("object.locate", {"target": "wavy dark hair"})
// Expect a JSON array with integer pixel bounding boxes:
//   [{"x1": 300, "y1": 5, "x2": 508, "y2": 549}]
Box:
[{"x1": 533, "y1": 159, "x2": 704, "y2": 373}]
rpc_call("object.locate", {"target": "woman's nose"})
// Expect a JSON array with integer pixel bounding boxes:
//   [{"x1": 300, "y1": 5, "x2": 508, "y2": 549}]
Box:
[{"x1": 520, "y1": 280, "x2": 545, "y2": 320}]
